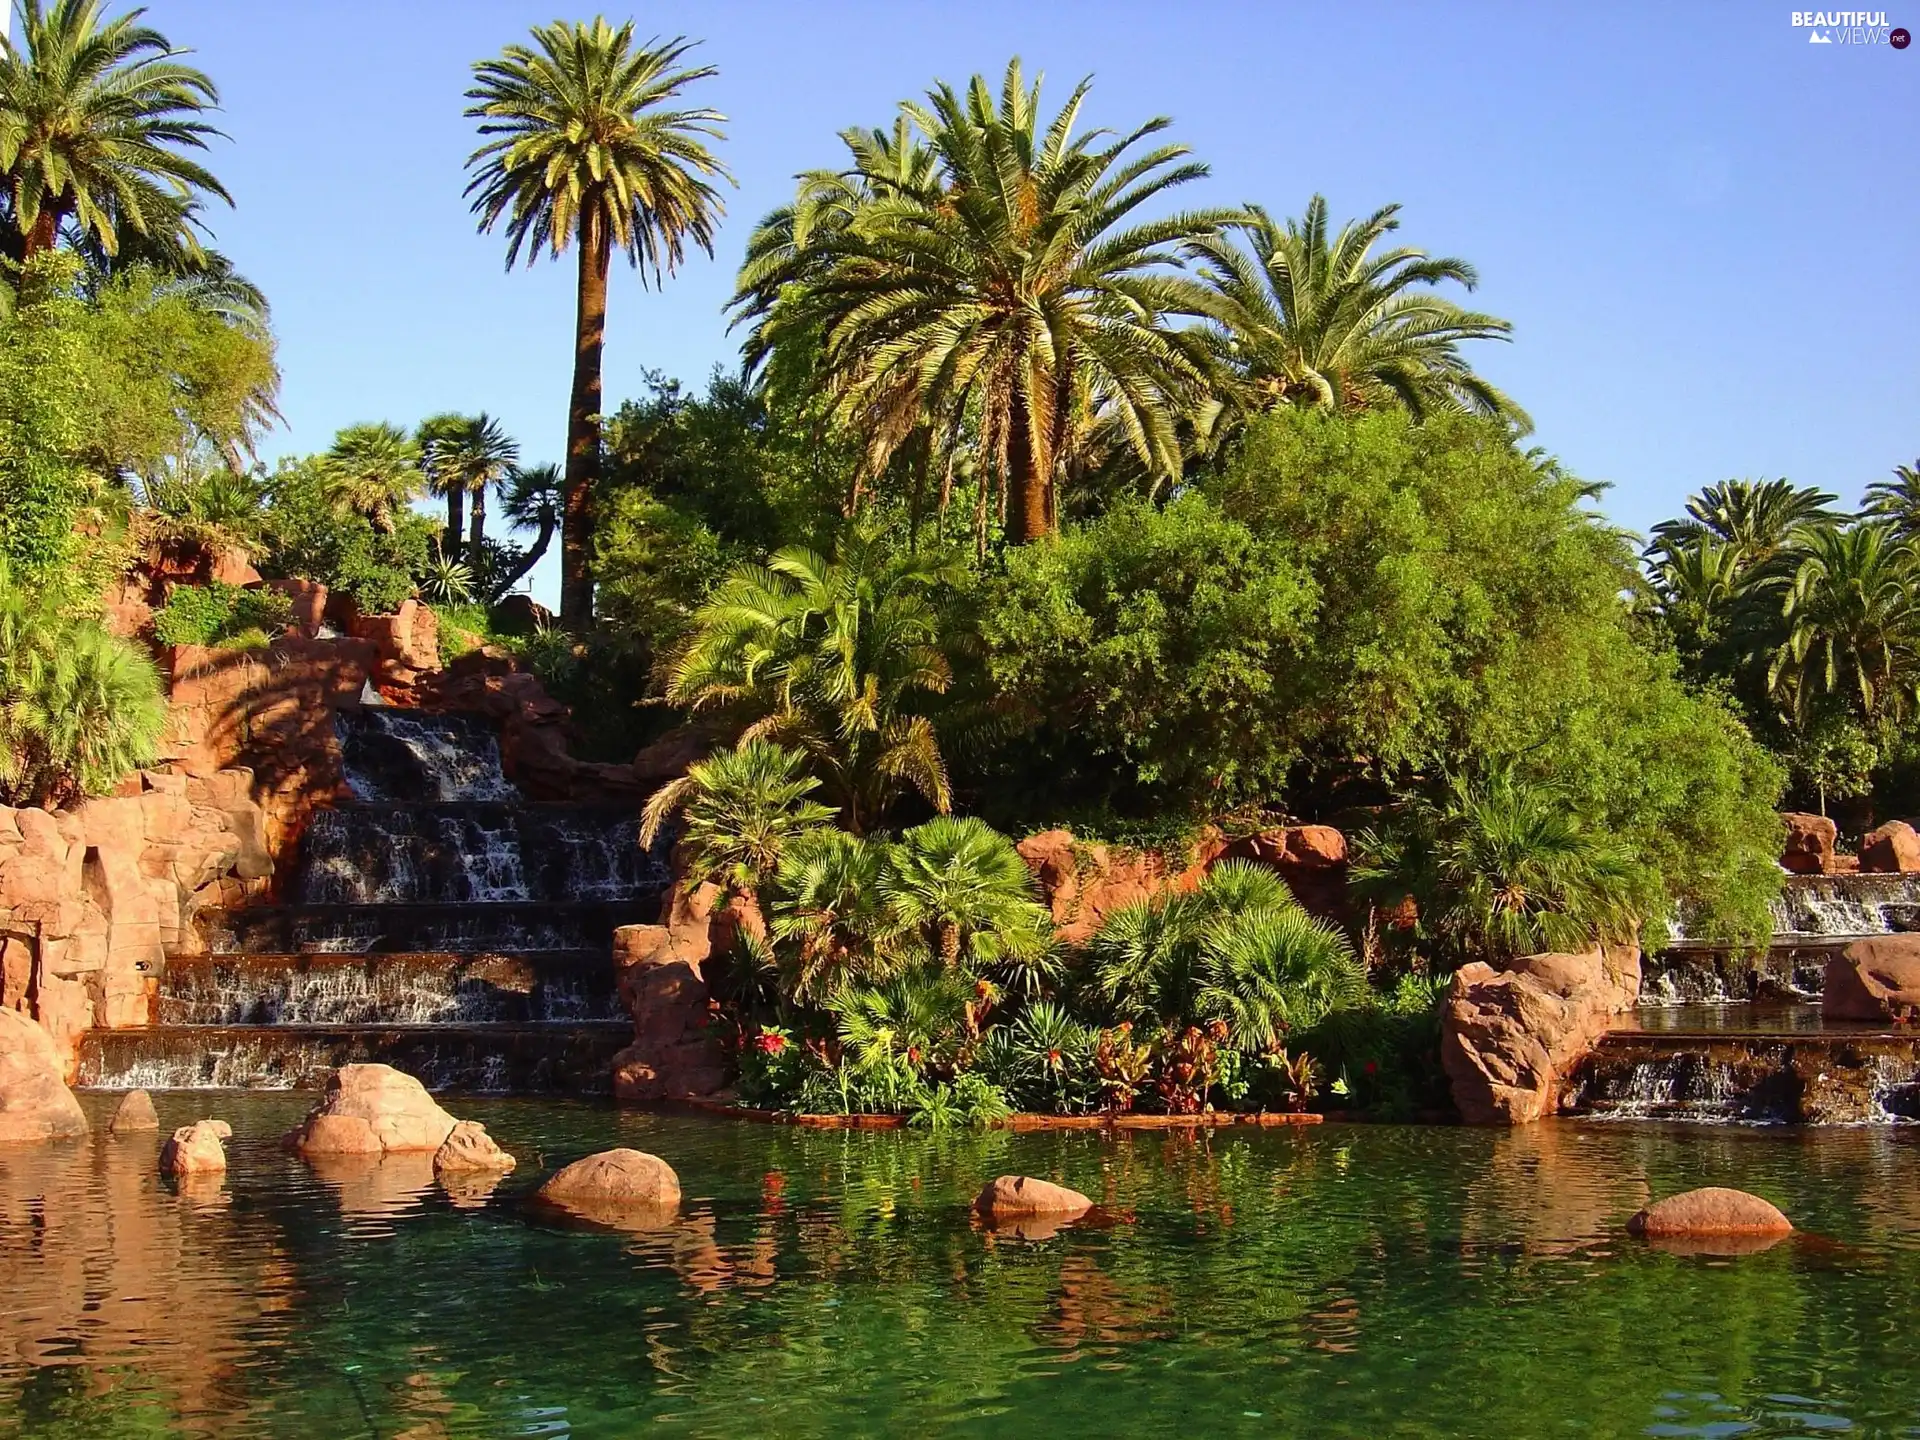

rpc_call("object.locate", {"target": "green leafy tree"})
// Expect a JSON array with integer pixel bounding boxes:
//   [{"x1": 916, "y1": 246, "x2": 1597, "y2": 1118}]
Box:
[
  {"x1": 664, "y1": 536, "x2": 957, "y2": 832},
  {"x1": 320, "y1": 422, "x2": 421, "y2": 534},
  {"x1": 735, "y1": 58, "x2": 1232, "y2": 540},
  {"x1": 639, "y1": 739, "x2": 837, "y2": 893},
  {"x1": 1649, "y1": 477, "x2": 1841, "y2": 566},
  {"x1": 257, "y1": 455, "x2": 430, "y2": 613},
  {"x1": 465, "y1": 23, "x2": 730, "y2": 629},
  {"x1": 1189, "y1": 197, "x2": 1527, "y2": 431}
]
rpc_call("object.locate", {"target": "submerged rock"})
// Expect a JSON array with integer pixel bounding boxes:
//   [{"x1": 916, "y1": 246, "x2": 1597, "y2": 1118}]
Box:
[
  {"x1": 1823, "y1": 936, "x2": 1920, "y2": 1023},
  {"x1": 282, "y1": 1064, "x2": 458, "y2": 1156},
  {"x1": 433, "y1": 1120, "x2": 516, "y2": 1174},
  {"x1": 1627, "y1": 1187, "x2": 1792, "y2": 1238},
  {"x1": 974, "y1": 1175, "x2": 1092, "y2": 1220},
  {"x1": 160, "y1": 1120, "x2": 230, "y2": 1177},
  {"x1": 0, "y1": 1007, "x2": 88, "y2": 1144},
  {"x1": 538, "y1": 1148, "x2": 681, "y2": 1212},
  {"x1": 109, "y1": 1089, "x2": 160, "y2": 1133}
]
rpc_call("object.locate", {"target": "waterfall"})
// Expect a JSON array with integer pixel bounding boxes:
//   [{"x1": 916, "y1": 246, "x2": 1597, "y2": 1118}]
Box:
[
  {"x1": 1770, "y1": 874, "x2": 1920, "y2": 938},
  {"x1": 336, "y1": 709, "x2": 517, "y2": 802}
]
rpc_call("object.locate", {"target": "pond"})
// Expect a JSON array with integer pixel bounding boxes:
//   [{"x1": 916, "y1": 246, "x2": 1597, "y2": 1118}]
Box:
[{"x1": 3, "y1": 1094, "x2": 1919, "y2": 1437}]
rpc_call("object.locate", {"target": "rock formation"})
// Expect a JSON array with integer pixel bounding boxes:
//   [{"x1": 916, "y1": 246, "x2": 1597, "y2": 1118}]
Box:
[
  {"x1": 1822, "y1": 935, "x2": 1920, "y2": 1023},
  {"x1": 609, "y1": 883, "x2": 736, "y2": 1102},
  {"x1": 0, "y1": 1006, "x2": 88, "y2": 1143},
  {"x1": 974, "y1": 1175, "x2": 1093, "y2": 1221},
  {"x1": 1627, "y1": 1187, "x2": 1793, "y2": 1237},
  {"x1": 282, "y1": 1064, "x2": 459, "y2": 1155},
  {"x1": 432, "y1": 1119, "x2": 516, "y2": 1174},
  {"x1": 109, "y1": 1088, "x2": 160, "y2": 1133},
  {"x1": 1779, "y1": 812, "x2": 1838, "y2": 875},
  {"x1": 1442, "y1": 944, "x2": 1643, "y2": 1124},
  {"x1": 159, "y1": 1119, "x2": 230, "y2": 1176},
  {"x1": 1860, "y1": 821, "x2": 1920, "y2": 874},
  {"x1": 538, "y1": 1148, "x2": 682, "y2": 1221}
]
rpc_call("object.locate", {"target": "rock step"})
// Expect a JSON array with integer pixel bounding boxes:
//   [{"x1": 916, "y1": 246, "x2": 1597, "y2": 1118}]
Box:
[{"x1": 195, "y1": 901, "x2": 656, "y2": 955}]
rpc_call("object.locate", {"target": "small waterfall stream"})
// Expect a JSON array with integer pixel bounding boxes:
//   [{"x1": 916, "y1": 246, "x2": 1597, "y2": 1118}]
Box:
[{"x1": 79, "y1": 709, "x2": 665, "y2": 1093}]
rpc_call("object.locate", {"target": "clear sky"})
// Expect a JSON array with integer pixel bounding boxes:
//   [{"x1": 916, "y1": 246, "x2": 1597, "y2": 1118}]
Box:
[{"x1": 138, "y1": 1, "x2": 1918, "y2": 600}]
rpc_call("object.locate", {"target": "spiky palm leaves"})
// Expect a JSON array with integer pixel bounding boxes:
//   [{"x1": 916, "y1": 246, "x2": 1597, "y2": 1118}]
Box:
[
  {"x1": 1765, "y1": 522, "x2": 1920, "y2": 727},
  {"x1": 732, "y1": 59, "x2": 1232, "y2": 540},
  {"x1": 639, "y1": 738, "x2": 837, "y2": 893},
  {"x1": 1187, "y1": 197, "x2": 1527, "y2": 432},
  {"x1": 1863, "y1": 461, "x2": 1920, "y2": 546},
  {"x1": 1352, "y1": 772, "x2": 1636, "y2": 963},
  {"x1": 418, "y1": 412, "x2": 519, "y2": 562},
  {"x1": 767, "y1": 828, "x2": 890, "y2": 1002},
  {"x1": 319, "y1": 422, "x2": 421, "y2": 534},
  {"x1": 1649, "y1": 477, "x2": 1841, "y2": 564},
  {"x1": 0, "y1": 0, "x2": 229, "y2": 261},
  {"x1": 1089, "y1": 860, "x2": 1365, "y2": 1051},
  {"x1": 465, "y1": 23, "x2": 729, "y2": 628},
  {"x1": 665, "y1": 537, "x2": 957, "y2": 831},
  {"x1": 879, "y1": 817, "x2": 1054, "y2": 980},
  {"x1": 492, "y1": 462, "x2": 561, "y2": 597}
]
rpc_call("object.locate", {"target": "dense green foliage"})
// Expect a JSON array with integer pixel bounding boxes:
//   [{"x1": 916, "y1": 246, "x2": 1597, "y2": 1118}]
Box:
[{"x1": 150, "y1": 579, "x2": 290, "y2": 649}]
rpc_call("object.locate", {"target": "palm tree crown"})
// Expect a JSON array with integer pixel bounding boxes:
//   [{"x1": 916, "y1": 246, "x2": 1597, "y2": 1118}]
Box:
[
  {"x1": 1188, "y1": 197, "x2": 1527, "y2": 431},
  {"x1": 464, "y1": 23, "x2": 730, "y2": 630},
  {"x1": 1765, "y1": 522, "x2": 1920, "y2": 727},
  {"x1": 418, "y1": 411, "x2": 518, "y2": 561},
  {"x1": 1649, "y1": 477, "x2": 1840, "y2": 567},
  {"x1": 0, "y1": 0, "x2": 229, "y2": 261},
  {"x1": 1863, "y1": 461, "x2": 1920, "y2": 547},
  {"x1": 321, "y1": 422, "x2": 422, "y2": 534}
]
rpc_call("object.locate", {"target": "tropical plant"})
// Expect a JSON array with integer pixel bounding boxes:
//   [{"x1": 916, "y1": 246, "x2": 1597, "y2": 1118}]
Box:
[
  {"x1": 878, "y1": 817, "x2": 1054, "y2": 978},
  {"x1": 417, "y1": 546, "x2": 475, "y2": 605},
  {"x1": 1764, "y1": 521, "x2": 1920, "y2": 728},
  {"x1": 1189, "y1": 197, "x2": 1527, "y2": 431},
  {"x1": 1352, "y1": 771, "x2": 1637, "y2": 963},
  {"x1": 766, "y1": 827, "x2": 892, "y2": 1002},
  {"x1": 664, "y1": 535, "x2": 958, "y2": 831},
  {"x1": 0, "y1": 0, "x2": 229, "y2": 262},
  {"x1": 0, "y1": 563, "x2": 166, "y2": 806},
  {"x1": 1863, "y1": 461, "x2": 1920, "y2": 547},
  {"x1": 828, "y1": 971, "x2": 972, "y2": 1104},
  {"x1": 150, "y1": 579, "x2": 288, "y2": 648},
  {"x1": 1648, "y1": 478, "x2": 1840, "y2": 567},
  {"x1": 639, "y1": 739, "x2": 837, "y2": 892},
  {"x1": 319, "y1": 422, "x2": 422, "y2": 534},
  {"x1": 418, "y1": 411, "x2": 518, "y2": 562},
  {"x1": 734, "y1": 58, "x2": 1233, "y2": 540},
  {"x1": 465, "y1": 22, "x2": 730, "y2": 629},
  {"x1": 492, "y1": 461, "x2": 562, "y2": 597}
]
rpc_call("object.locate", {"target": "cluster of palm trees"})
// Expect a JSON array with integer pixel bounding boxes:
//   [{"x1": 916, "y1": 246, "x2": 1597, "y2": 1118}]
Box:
[{"x1": 1642, "y1": 468, "x2": 1920, "y2": 804}]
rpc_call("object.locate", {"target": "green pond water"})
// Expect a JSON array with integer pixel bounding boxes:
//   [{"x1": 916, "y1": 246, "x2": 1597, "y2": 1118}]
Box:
[{"x1": 4, "y1": 1095, "x2": 1919, "y2": 1438}]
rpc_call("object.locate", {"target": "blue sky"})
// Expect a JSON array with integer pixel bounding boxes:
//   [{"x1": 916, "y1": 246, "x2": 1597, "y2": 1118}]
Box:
[{"x1": 143, "y1": 1, "x2": 1917, "y2": 597}]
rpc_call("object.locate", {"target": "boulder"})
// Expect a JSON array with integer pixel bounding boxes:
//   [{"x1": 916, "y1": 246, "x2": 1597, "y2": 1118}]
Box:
[
  {"x1": 610, "y1": 901, "x2": 731, "y2": 1102},
  {"x1": 267, "y1": 577, "x2": 328, "y2": 639},
  {"x1": 0, "y1": 1007, "x2": 89, "y2": 1143},
  {"x1": 109, "y1": 1088, "x2": 160, "y2": 1133},
  {"x1": 538, "y1": 1149, "x2": 681, "y2": 1213},
  {"x1": 1860, "y1": 821, "x2": 1920, "y2": 874},
  {"x1": 1822, "y1": 935, "x2": 1920, "y2": 1023},
  {"x1": 1016, "y1": 829, "x2": 1210, "y2": 946},
  {"x1": 974, "y1": 1175, "x2": 1093, "y2": 1220},
  {"x1": 1780, "y1": 812, "x2": 1837, "y2": 875},
  {"x1": 159, "y1": 1119, "x2": 229, "y2": 1176},
  {"x1": 433, "y1": 1120, "x2": 516, "y2": 1174},
  {"x1": 282, "y1": 1064, "x2": 459, "y2": 1156},
  {"x1": 1442, "y1": 944, "x2": 1642, "y2": 1125},
  {"x1": 1627, "y1": 1187, "x2": 1792, "y2": 1238}
]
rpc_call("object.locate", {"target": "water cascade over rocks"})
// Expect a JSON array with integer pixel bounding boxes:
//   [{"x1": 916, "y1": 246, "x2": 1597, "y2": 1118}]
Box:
[{"x1": 78, "y1": 710, "x2": 669, "y2": 1093}]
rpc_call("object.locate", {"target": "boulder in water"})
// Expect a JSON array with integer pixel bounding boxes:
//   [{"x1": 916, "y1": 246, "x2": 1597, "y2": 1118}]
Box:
[
  {"x1": 1628, "y1": 1187, "x2": 1792, "y2": 1238},
  {"x1": 160, "y1": 1119, "x2": 229, "y2": 1177},
  {"x1": 433, "y1": 1120, "x2": 516, "y2": 1174},
  {"x1": 974, "y1": 1175, "x2": 1093, "y2": 1221},
  {"x1": 109, "y1": 1089, "x2": 160, "y2": 1133},
  {"x1": 1780, "y1": 812, "x2": 1838, "y2": 875},
  {"x1": 1861, "y1": 821, "x2": 1920, "y2": 874},
  {"x1": 0, "y1": 1008, "x2": 88, "y2": 1144},
  {"x1": 283, "y1": 1064, "x2": 459, "y2": 1156},
  {"x1": 1822, "y1": 936, "x2": 1920, "y2": 1023},
  {"x1": 538, "y1": 1148, "x2": 680, "y2": 1214}
]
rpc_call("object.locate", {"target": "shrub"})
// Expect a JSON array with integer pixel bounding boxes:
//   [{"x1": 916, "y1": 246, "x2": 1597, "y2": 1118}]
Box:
[{"x1": 151, "y1": 581, "x2": 291, "y2": 649}]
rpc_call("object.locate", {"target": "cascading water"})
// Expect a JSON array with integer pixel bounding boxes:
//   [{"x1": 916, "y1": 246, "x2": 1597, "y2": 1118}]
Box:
[{"x1": 79, "y1": 707, "x2": 664, "y2": 1093}]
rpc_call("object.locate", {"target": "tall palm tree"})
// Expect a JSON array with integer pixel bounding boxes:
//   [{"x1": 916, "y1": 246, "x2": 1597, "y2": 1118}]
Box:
[
  {"x1": 464, "y1": 23, "x2": 730, "y2": 631},
  {"x1": 664, "y1": 535, "x2": 957, "y2": 832},
  {"x1": 320, "y1": 422, "x2": 421, "y2": 534},
  {"x1": 0, "y1": 0, "x2": 229, "y2": 262},
  {"x1": 1765, "y1": 522, "x2": 1920, "y2": 727},
  {"x1": 1649, "y1": 477, "x2": 1840, "y2": 566},
  {"x1": 1188, "y1": 197, "x2": 1527, "y2": 430},
  {"x1": 1863, "y1": 460, "x2": 1920, "y2": 546},
  {"x1": 735, "y1": 59, "x2": 1234, "y2": 541},
  {"x1": 491, "y1": 461, "x2": 561, "y2": 597},
  {"x1": 418, "y1": 412, "x2": 518, "y2": 563}
]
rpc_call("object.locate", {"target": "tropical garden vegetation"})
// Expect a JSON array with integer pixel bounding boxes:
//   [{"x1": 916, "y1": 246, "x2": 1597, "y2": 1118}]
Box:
[{"x1": 3, "y1": 5, "x2": 1912, "y2": 1119}]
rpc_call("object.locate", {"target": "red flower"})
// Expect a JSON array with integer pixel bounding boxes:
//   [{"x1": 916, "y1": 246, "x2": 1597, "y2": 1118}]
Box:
[
  {"x1": 1364, "y1": 1060, "x2": 1378, "y2": 1076},
  {"x1": 906, "y1": 1046, "x2": 922, "y2": 1066},
  {"x1": 755, "y1": 1032, "x2": 789, "y2": 1056}
]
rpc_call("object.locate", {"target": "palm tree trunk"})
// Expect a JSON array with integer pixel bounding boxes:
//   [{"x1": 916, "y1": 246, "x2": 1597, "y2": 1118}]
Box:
[
  {"x1": 1006, "y1": 404, "x2": 1051, "y2": 544},
  {"x1": 560, "y1": 207, "x2": 610, "y2": 632},
  {"x1": 445, "y1": 488, "x2": 465, "y2": 562},
  {"x1": 489, "y1": 513, "x2": 555, "y2": 599},
  {"x1": 468, "y1": 485, "x2": 486, "y2": 559},
  {"x1": 21, "y1": 207, "x2": 60, "y2": 259}
]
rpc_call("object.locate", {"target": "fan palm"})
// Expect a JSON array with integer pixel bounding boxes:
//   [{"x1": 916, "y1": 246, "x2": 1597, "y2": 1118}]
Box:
[
  {"x1": 465, "y1": 23, "x2": 730, "y2": 630},
  {"x1": 319, "y1": 422, "x2": 421, "y2": 534},
  {"x1": 0, "y1": 0, "x2": 229, "y2": 261},
  {"x1": 1188, "y1": 197, "x2": 1527, "y2": 431},
  {"x1": 879, "y1": 817, "x2": 1054, "y2": 977},
  {"x1": 418, "y1": 412, "x2": 518, "y2": 562},
  {"x1": 768, "y1": 828, "x2": 893, "y2": 1002},
  {"x1": 1765, "y1": 522, "x2": 1920, "y2": 727},
  {"x1": 664, "y1": 535, "x2": 957, "y2": 832},
  {"x1": 491, "y1": 461, "x2": 561, "y2": 598},
  {"x1": 639, "y1": 738, "x2": 837, "y2": 892},
  {"x1": 1863, "y1": 461, "x2": 1920, "y2": 547},
  {"x1": 734, "y1": 59, "x2": 1233, "y2": 540}
]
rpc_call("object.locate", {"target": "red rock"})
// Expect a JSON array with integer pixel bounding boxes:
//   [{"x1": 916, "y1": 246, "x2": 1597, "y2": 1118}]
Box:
[
  {"x1": 160, "y1": 1119, "x2": 229, "y2": 1176},
  {"x1": 209, "y1": 546, "x2": 262, "y2": 588},
  {"x1": 0, "y1": 1007, "x2": 88, "y2": 1143},
  {"x1": 538, "y1": 1149, "x2": 681, "y2": 1212},
  {"x1": 1780, "y1": 812, "x2": 1837, "y2": 875},
  {"x1": 1822, "y1": 935, "x2": 1920, "y2": 1023},
  {"x1": 433, "y1": 1120, "x2": 516, "y2": 1174},
  {"x1": 1442, "y1": 944, "x2": 1643, "y2": 1125},
  {"x1": 282, "y1": 1064, "x2": 459, "y2": 1155},
  {"x1": 974, "y1": 1175, "x2": 1092, "y2": 1220},
  {"x1": 610, "y1": 902, "x2": 730, "y2": 1103},
  {"x1": 1627, "y1": 1187, "x2": 1792, "y2": 1237},
  {"x1": 267, "y1": 578, "x2": 328, "y2": 638},
  {"x1": 109, "y1": 1089, "x2": 159, "y2": 1133},
  {"x1": 1860, "y1": 821, "x2": 1920, "y2": 874}
]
